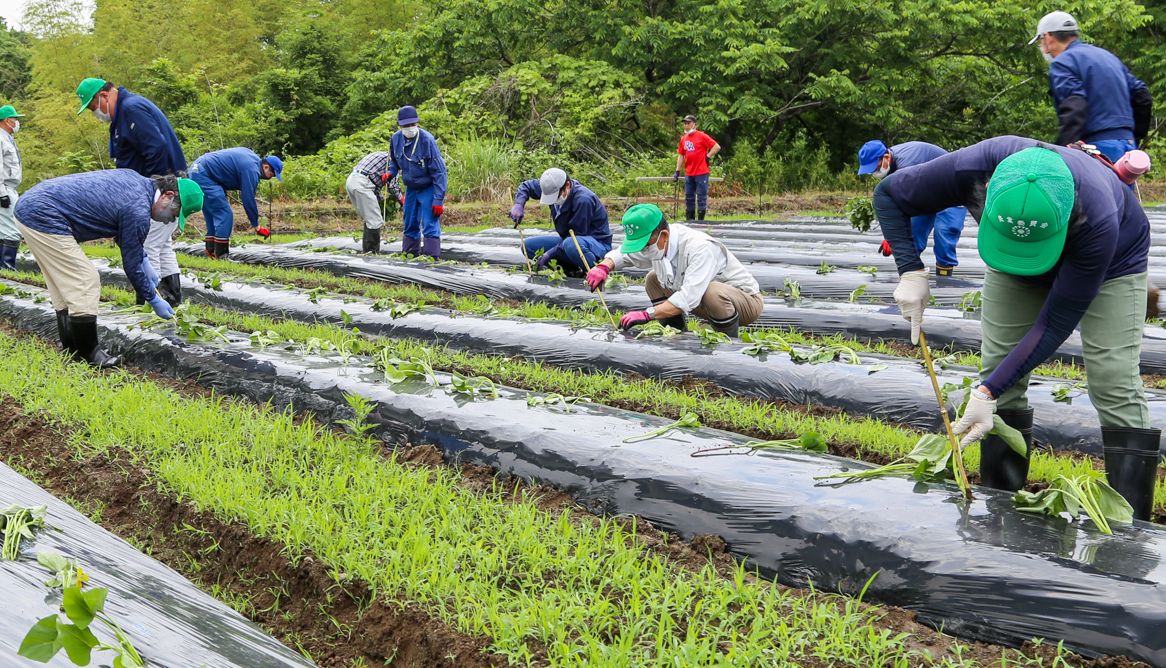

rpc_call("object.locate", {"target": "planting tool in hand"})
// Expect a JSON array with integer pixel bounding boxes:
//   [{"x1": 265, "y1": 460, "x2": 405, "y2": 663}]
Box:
[
  {"x1": 517, "y1": 227, "x2": 533, "y2": 273},
  {"x1": 672, "y1": 175, "x2": 680, "y2": 220},
  {"x1": 919, "y1": 329, "x2": 973, "y2": 500},
  {"x1": 569, "y1": 230, "x2": 618, "y2": 328}
]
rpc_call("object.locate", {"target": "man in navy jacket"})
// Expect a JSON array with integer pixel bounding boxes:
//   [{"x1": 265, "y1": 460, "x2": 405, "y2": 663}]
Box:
[
  {"x1": 189, "y1": 147, "x2": 283, "y2": 260},
  {"x1": 509, "y1": 168, "x2": 612, "y2": 273},
  {"x1": 875, "y1": 135, "x2": 1158, "y2": 519},
  {"x1": 388, "y1": 106, "x2": 447, "y2": 260},
  {"x1": 76, "y1": 77, "x2": 188, "y2": 305}
]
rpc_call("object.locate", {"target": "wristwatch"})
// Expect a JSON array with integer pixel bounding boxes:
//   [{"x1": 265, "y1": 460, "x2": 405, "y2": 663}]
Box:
[{"x1": 646, "y1": 306, "x2": 657, "y2": 319}]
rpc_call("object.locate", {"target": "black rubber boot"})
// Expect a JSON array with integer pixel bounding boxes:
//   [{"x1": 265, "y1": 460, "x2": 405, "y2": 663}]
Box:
[
  {"x1": 67, "y1": 314, "x2": 119, "y2": 368},
  {"x1": 697, "y1": 209, "x2": 706, "y2": 221},
  {"x1": 216, "y1": 239, "x2": 230, "y2": 261},
  {"x1": 158, "y1": 273, "x2": 182, "y2": 307},
  {"x1": 685, "y1": 208, "x2": 696, "y2": 221},
  {"x1": 709, "y1": 312, "x2": 740, "y2": 338},
  {"x1": 204, "y1": 236, "x2": 216, "y2": 259},
  {"x1": 979, "y1": 407, "x2": 1033, "y2": 492},
  {"x1": 55, "y1": 309, "x2": 73, "y2": 353},
  {"x1": 659, "y1": 313, "x2": 687, "y2": 331},
  {"x1": 1102, "y1": 426, "x2": 1162, "y2": 521},
  {"x1": 0, "y1": 241, "x2": 17, "y2": 271},
  {"x1": 361, "y1": 226, "x2": 382, "y2": 254}
]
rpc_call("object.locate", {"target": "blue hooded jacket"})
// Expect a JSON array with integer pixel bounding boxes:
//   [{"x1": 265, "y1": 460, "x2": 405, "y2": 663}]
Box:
[
  {"x1": 514, "y1": 179, "x2": 612, "y2": 247},
  {"x1": 109, "y1": 87, "x2": 186, "y2": 177},
  {"x1": 14, "y1": 170, "x2": 159, "y2": 301},
  {"x1": 190, "y1": 147, "x2": 265, "y2": 227},
  {"x1": 388, "y1": 129, "x2": 447, "y2": 205},
  {"x1": 1048, "y1": 41, "x2": 1150, "y2": 144}
]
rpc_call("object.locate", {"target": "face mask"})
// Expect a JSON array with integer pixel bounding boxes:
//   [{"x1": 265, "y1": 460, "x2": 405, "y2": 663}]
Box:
[
  {"x1": 639, "y1": 237, "x2": 666, "y2": 261},
  {"x1": 152, "y1": 194, "x2": 180, "y2": 223},
  {"x1": 9, "y1": 120, "x2": 18, "y2": 134},
  {"x1": 872, "y1": 166, "x2": 890, "y2": 180},
  {"x1": 685, "y1": 128, "x2": 695, "y2": 134},
  {"x1": 92, "y1": 106, "x2": 111, "y2": 123},
  {"x1": 554, "y1": 194, "x2": 568, "y2": 206},
  {"x1": 402, "y1": 126, "x2": 419, "y2": 139},
  {"x1": 1042, "y1": 50, "x2": 1055, "y2": 64}
]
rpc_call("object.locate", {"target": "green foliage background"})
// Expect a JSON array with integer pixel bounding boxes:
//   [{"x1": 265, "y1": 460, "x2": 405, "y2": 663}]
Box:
[{"x1": 1, "y1": 0, "x2": 1161, "y2": 199}]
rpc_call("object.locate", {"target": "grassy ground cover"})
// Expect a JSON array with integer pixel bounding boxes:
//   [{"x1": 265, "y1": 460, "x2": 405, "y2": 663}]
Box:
[{"x1": 0, "y1": 329, "x2": 1087, "y2": 667}]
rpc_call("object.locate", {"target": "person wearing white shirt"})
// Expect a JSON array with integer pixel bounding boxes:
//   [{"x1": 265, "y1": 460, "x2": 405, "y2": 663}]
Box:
[
  {"x1": 0, "y1": 104, "x2": 23, "y2": 271},
  {"x1": 585, "y1": 203, "x2": 762, "y2": 337}
]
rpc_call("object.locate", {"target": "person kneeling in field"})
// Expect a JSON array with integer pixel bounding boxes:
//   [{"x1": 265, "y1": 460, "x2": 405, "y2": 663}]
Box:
[
  {"x1": 585, "y1": 203, "x2": 762, "y2": 337},
  {"x1": 509, "y1": 167, "x2": 612, "y2": 275},
  {"x1": 876, "y1": 135, "x2": 1158, "y2": 519},
  {"x1": 14, "y1": 170, "x2": 203, "y2": 368}
]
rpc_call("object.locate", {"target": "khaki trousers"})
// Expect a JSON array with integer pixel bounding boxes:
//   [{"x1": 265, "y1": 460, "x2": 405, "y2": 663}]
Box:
[
  {"x1": 16, "y1": 221, "x2": 100, "y2": 316},
  {"x1": 645, "y1": 271, "x2": 764, "y2": 326}
]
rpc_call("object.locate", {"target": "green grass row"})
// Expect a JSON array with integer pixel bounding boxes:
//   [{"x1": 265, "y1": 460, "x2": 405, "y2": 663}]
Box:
[{"x1": 0, "y1": 331, "x2": 1071, "y2": 667}]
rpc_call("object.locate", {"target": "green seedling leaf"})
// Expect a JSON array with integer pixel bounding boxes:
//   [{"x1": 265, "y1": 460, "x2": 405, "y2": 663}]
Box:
[
  {"x1": 63, "y1": 585, "x2": 107, "y2": 628},
  {"x1": 745, "y1": 431, "x2": 829, "y2": 453},
  {"x1": 845, "y1": 197, "x2": 875, "y2": 232},
  {"x1": 623, "y1": 412, "x2": 702, "y2": 443},
  {"x1": 249, "y1": 330, "x2": 283, "y2": 348},
  {"x1": 856, "y1": 265, "x2": 879, "y2": 276},
  {"x1": 449, "y1": 371, "x2": 499, "y2": 399},
  {"x1": 848, "y1": 285, "x2": 867, "y2": 303},
  {"x1": 527, "y1": 394, "x2": 590, "y2": 412},
  {"x1": 989, "y1": 416, "x2": 1029, "y2": 458},
  {"x1": 783, "y1": 278, "x2": 801, "y2": 302},
  {"x1": 696, "y1": 327, "x2": 729, "y2": 346},
  {"x1": 816, "y1": 261, "x2": 837, "y2": 275},
  {"x1": 634, "y1": 321, "x2": 683, "y2": 339},
  {"x1": 866, "y1": 363, "x2": 888, "y2": 375},
  {"x1": 59, "y1": 621, "x2": 99, "y2": 665},
  {"x1": 1051, "y1": 381, "x2": 1087, "y2": 404},
  {"x1": 958, "y1": 290, "x2": 982, "y2": 313},
  {"x1": 18, "y1": 615, "x2": 63, "y2": 662},
  {"x1": 340, "y1": 310, "x2": 353, "y2": 326},
  {"x1": 1014, "y1": 475, "x2": 1133, "y2": 534}
]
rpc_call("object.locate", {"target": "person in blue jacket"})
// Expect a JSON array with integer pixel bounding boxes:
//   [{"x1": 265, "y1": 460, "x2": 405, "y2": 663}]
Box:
[
  {"x1": 508, "y1": 168, "x2": 612, "y2": 274},
  {"x1": 387, "y1": 106, "x2": 447, "y2": 259},
  {"x1": 1030, "y1": 11, "x2": 1152, "y2": 162},
  {"x1": 188, "y1": 148, "x2": 283, "y2": 260},
  {"x1": 13, "y1": 171, "x2": 203, "y2": 368},
  {"x1": 857, "y1": 140, "x2": 966, "y2": 277},
  {"x1": 874, "y1": 135, "x2": 1158, "y2": 519},
  {"x1": 76, "y1": 77, "x2": 188, "y2": 306}
]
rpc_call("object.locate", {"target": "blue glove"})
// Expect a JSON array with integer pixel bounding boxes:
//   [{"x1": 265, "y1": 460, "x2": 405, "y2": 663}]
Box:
[
  {"x1": 140, "y1": 257, "x2": 160, "y2": 293},
  {"x1": 147, "y1": 295, "x2": 175, "y2": 320}
]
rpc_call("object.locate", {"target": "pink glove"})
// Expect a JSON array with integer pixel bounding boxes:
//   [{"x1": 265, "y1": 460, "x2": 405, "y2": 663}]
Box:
[
  {"x1": 585, "y1": 264, "x2": 610, "y2": 292},
  {"x1": 398, "y1": 195, "x2": 405, "y2": 205},
  {"x1": 432, "y1": 204, "x2": 444, "y2": 217},
  {"x1": 619, "y1": 310, "x2": 652, "y2": 330}
]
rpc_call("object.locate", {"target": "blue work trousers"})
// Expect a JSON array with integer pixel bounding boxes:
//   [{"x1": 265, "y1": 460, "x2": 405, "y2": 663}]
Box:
[
  {"x1": 523, "y1": 234, "x2": 610, "y2": 271},
  {"x1": 684, "y1": 173, "x2": 709, "y2": 213},
  {"x1": 197, "y1": 181, "x2": 235, "y2": 240},
  {"x1": 403, "y1": 184, "x2": 441, "y2": 240},
  {"x1": 911, "y1": 206, "x2": 966, "y2": 268},
  {"x1": 1091, "y1": 139, "x2": 1136, "y2": 163}
]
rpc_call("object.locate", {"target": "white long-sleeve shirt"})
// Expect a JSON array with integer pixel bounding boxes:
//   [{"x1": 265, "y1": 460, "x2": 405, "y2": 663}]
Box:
[
  {"x1": 0, "y1": 130, "x2": 20, "y2": 194},
  {"x1": 604, "y1": 223, "x2": 759, "y2": 312}
]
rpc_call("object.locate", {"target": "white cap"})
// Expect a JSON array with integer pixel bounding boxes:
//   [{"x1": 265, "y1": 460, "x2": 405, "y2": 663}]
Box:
[
  {"x1": 1028, "y1": 11, "x2": 1078, "y2": 45},
  {"x1": 538, "y1": 168, "x2": 568, "y2": 205}
]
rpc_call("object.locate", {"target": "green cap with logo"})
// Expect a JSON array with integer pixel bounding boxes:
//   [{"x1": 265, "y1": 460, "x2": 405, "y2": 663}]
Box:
[
  {"x1": 620, "y1": 203, "x2": 664, "y2": 254},
  {"x1": 176, "y1": 178, "x2": 204, "y2": 231},
  {"x1": 75, "y1": 78, "x2": 107, "y2": 115},
  {"x1": 978, "y1": 147, "x2": 1075, "y2": 276},
  {"x1": 0, "y1": 105, "x2": 23, "y2": 120}
]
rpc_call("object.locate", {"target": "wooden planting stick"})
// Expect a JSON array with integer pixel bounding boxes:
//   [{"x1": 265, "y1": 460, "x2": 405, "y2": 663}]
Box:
[
  {"x1": 517, "y1": 227, "x2": 533, "y2": 273},
  {"x1": 569, "y1": 230, "x2": 618, "y2": 329},
  {"x1": 919, "y1": 329, "x2": 973, "y2": 500}
]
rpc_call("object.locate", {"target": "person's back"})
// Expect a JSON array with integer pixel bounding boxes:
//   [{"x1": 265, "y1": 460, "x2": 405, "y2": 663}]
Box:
[
  {"x1": 193, "y1": 148, "x2": 259, "y2": 190},
  {"x1": 1050, "y1": 41, "x2": 1138, "y2": 143}
]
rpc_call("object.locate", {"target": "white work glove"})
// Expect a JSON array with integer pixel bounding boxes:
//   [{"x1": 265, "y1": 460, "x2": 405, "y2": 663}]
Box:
[
  {"x1": 952, "y1": 388, "x2": 997, "y2": 448},
  {"x1": 893, "y1": 268, "x2": 930, "y2": 345}
]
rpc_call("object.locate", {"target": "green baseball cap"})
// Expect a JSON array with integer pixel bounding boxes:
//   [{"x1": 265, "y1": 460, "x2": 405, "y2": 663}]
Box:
[
  {"x1": 176, "y1": 178, "x2": 204, "y2": 231},
  {"x1": 75, "y1": 78, "x2": 106, "y2": 115},
  {"x1": 620, "y1": 203, "x2": 664, "y2": 253},
  {"x1": 0, "y1": 105, "x2": 23, "y2": 120},
  {"x1": 978, "y1": 147, "x2": 1075, "y2": 276}
]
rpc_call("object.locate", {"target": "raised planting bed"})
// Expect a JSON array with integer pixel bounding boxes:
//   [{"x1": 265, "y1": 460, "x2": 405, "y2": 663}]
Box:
[
  {"x1": 0, "y1": 463, "x2": 314, "y2": 668},
  {"x1": 0, "y1": 287, "x2": 1162, "y2": 664},
  {"x1": 90, "y1": 266, "x2": 1166, "y2": 456}
]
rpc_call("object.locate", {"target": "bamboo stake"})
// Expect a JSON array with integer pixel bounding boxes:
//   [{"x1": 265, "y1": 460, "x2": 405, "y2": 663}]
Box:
[
  {"x1": 569, "y1": 230, "x2": 618, "y2": 329},
  {"x1": 919, "y1": 330, "x2": 973, "y2": 500},
  {"x1": 517, "y1": 227, "x2": 533, "y2": 273}
]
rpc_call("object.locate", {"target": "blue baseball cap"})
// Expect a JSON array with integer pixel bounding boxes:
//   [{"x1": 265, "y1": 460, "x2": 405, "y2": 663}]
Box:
[
  {"x1": 857, "y1": 140, "x2": 889, "y2": 175},
  {"x1": 397, "y1": 105, "x2": 420, "y2": 126},
  {"x1": 263, "y1": 155, "x2": 284, "y2": 181}
]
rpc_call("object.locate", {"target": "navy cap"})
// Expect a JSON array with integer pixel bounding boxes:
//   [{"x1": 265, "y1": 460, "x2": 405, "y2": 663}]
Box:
[
  {"x1": 397, "y1": 105, "x2": 420, "y2": 126},
  {"x1": 857, "y1": 140, "x2": 889, "y2": 175}
]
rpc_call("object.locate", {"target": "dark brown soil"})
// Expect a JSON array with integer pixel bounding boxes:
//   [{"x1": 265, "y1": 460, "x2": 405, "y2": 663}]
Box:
[{"x1": 0, "y1": 400, "x2": 507, "y2": 668}]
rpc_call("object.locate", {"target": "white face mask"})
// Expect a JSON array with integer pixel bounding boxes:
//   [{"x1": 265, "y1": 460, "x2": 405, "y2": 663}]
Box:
[
  {"x1": 871, "y1": 166, "x2": 890, "y2": 180},
  {"x1": 7, "y1": 120, "x2": 17, "y2": 134},
  {"x1": 554, "y1": 193, "x2": 568, "y2": 206},
  {"x1": 1042, "y1": 50, "x2": 1055, "y2": 64},
  {"x1": 684, "y1": 127, "x2": 696, "y2": 134},
  {"x1": 639, "y1": 237, "x2": 666, "y2": 261},
  {"x1": 93, "y1": 107, "x2": 111, "y2": 123},
  {"x1": 401, "y1": 126, "x2": 419, "y2": 139}
]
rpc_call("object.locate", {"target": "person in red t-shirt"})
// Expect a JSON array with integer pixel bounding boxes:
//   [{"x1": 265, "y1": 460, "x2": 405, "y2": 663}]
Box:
[{"x1": 674, "y1": 114, "x2": 721, "y2": 220}]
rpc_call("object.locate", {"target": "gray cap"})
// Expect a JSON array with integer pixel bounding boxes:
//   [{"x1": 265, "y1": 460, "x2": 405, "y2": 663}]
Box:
[
  {"x1": 538, "y1": 168, "x2": 568, "y2": 205},
  {"x1": 1028, "y1": 11, "x2": 1078, "y2": 45}
]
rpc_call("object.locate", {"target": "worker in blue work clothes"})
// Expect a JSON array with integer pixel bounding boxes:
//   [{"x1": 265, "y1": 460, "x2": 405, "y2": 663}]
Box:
[
  {"x1": 875, "y1": 135, "x2": 1158, "y2": 520},
  {"x1": 387, "y1": 106, "x2": 447, "y2": 260},
  {"x1": 13, "y1": 171, "x2": 203, "y2": 368},
  {"x1": 1030, "y1": 11, "x2": 1152, "y2": 162},
  {"x1": 858, "y1": 140, "x2": 966, "y2": 277},
  {"x1": 0, "y1": 105, "x2": 24, "y2": 271},
  {"x1": 508, "y1": 168, "x2": 612, "y2": 275},
  {"x1": 76, "y1": 77, "x2": 188, "y2": 306},
  {"x1": 188, "y1": 148, "x2": 283, "y2": 261}
]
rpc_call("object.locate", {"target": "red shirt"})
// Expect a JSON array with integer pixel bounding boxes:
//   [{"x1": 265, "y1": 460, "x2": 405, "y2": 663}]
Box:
[{"x1": 677, "y1": 130, "x2": 717, "y2": 177}]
